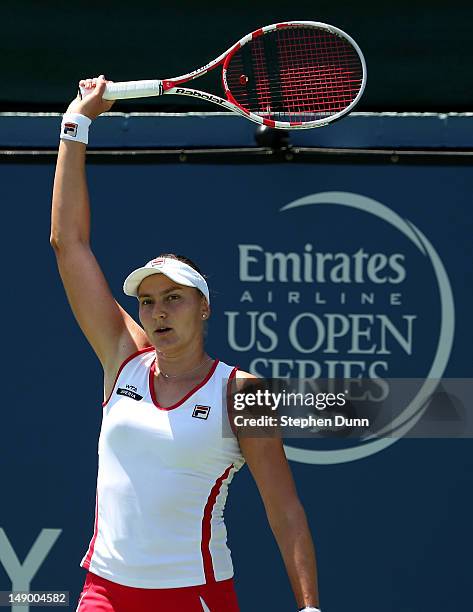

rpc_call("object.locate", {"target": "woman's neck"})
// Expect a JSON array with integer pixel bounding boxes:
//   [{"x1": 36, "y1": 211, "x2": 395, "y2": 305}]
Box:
[{"x1": 155, "y1": 349, "x2": 212, "y2": 380}]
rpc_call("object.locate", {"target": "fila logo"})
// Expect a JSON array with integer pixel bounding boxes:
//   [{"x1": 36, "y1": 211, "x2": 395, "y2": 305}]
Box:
[
  {"x1": 150, "y1": 257, "x2": 165, "y2": 267},
  {"x1": 193, "y1": 405, "x2": 211, "y2": 420},
  {"x1": 63, "y1": 122, "x2": 78, "y2": 137}
]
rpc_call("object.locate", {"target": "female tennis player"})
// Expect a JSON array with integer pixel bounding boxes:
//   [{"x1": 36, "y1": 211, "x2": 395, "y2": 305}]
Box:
[{"x1": 51, "y1": 75, "x2": 320, "y2": 612}]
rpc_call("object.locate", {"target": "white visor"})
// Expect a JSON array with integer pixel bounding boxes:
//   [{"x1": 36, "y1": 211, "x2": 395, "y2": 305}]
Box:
[{"x1": 123, "y1": 257, "x2": 210, "y2": 304}]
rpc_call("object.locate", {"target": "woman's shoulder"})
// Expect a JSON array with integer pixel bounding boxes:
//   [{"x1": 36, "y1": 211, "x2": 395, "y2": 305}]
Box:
[
  {"x1": 234, "y1": 369, "x2": 258, "y2": 380},
  {"x1": 216, "y1": 360, "x2": 257, "y2": 381}
]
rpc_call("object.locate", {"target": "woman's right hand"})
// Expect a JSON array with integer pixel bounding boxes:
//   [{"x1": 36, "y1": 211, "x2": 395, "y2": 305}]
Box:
[{"x1": 66, "y1": 75, "x2": 115, "y2": 120}]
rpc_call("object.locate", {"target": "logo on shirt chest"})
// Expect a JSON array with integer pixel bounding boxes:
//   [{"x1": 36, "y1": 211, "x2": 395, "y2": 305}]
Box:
[
  {"x1": 117, "y1": 384, "x2": 143, "y2": 401},
  {"x1": 192, "y1": 405, "x2": 211, "y2": 419}
]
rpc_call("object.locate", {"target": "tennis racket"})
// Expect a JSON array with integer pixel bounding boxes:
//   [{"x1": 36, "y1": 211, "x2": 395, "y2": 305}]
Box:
[{"x1": 97, "y1": 21, "x2": 367, "y2": 130}]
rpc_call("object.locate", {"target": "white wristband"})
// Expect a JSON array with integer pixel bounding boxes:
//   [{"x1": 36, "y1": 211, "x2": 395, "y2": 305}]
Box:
[
  {"x1": 60, "y1": 113, "x2": 92, "y2": 144},
  {"x1": 299, "y1": 608, "x2": 321, "y2": 612}
]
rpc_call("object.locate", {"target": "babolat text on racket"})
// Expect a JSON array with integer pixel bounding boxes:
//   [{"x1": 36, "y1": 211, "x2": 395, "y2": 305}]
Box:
[{"x1": 98, "y1": 21, "x2": 367, "y2": 129}]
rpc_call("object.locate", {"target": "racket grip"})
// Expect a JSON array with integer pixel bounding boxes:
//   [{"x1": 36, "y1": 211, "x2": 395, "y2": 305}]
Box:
[{"x1": 103, "y1": 80, "x2": 164, "y2": 100}]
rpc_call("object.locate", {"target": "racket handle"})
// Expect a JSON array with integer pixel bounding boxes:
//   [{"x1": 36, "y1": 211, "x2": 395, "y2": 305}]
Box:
[{"x1": 103, "y1": 80, "x2": 164, "y2": 100}]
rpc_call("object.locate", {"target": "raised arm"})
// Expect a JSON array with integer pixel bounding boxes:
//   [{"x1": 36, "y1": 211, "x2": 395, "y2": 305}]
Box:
[{"x1": 50, "y1": 76, "x2": 149, "y2": 383}]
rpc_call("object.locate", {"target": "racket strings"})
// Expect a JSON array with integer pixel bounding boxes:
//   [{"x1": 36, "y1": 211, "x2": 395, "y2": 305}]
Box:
[
  {"x1": 275, "y1": 27, "x2": 362, "y2": 118},
  {"x1": 278, "y1": 28, "x2": 360, "y2": 120},
  {"x1": 226, "y1": 25, "x2": 364, "y2": 123}
]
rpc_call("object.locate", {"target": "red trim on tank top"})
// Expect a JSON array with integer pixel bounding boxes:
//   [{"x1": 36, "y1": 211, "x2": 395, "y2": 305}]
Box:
[
  {"x1": 102, "y1": 346, "x2": 155, "y2": 407},
  {"x1": 81, "y1": 489, "x2": 99, "y2": 569},
  {"x1": 226, "y1": 367, "x2": 239, "y2": 437},
  {"x1": 149, "y1": 359, "x2": 220, "y2": 410},
  {"x1": 201, "y1": 464, "x2": 234, "y2": 583}
]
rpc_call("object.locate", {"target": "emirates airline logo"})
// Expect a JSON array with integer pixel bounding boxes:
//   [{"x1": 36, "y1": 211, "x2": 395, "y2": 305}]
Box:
[{"x1": 226, "y1": 191, "x2": 455, "y2": 465}]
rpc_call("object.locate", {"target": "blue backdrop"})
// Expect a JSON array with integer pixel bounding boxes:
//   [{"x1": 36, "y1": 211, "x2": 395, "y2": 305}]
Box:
[{"x1": 1, "y1": 133, "x2": 472, "y2": 611}]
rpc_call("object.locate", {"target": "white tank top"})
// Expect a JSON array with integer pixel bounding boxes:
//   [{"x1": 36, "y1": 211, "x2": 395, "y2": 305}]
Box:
[{"x1": 81, "y1": 348, "x2": 246, "y2": 588}]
